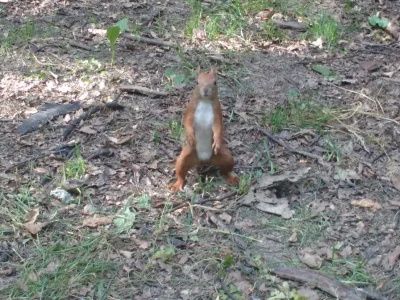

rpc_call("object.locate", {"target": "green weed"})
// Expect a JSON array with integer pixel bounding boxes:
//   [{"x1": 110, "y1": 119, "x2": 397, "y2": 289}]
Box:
[
  {"x1": 269, "y1": 89, "x2": 333, "y2": 132},
  {"x1": 168, "y1": 119, "x2": 185, "y2": 142},
  {"x1": 231, "y1": 172, "x2": 253, "y2": 195},
  {"x1": 262, "y1": 21, "x2": 286, "y2": 42},
  {"x1": 5, "y1": 235, "x2": 117, "y2": 299},
  {"x1": 107, "y1": 17, "x2": 128, "y2": 66},
  {"x1": 1, "y1": 18, "x2": 36, "y2": 53},
  {"x1": 62, "y1": 147, "x2": 86, "y2": 180},
  {"x1": 324, "y1": 134, "x2": 342, "y2": 164},
  {"x1": 308, "y1": 13, "x2": 339, "y2": 49}
]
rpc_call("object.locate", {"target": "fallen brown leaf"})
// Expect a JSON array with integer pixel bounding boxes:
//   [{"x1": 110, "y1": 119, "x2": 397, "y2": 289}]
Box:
[
  {"x1": 82, "y1": 215, "x2": 114, "y2": 228},
  {"x1": 382, "y1": 245, "x2": 400, "y2": 271},
  {"x1": 79, "y1": 126, "x2": 97, "y2": 135},
  {"x1": 25, "y1": 222, "x2": 48, "y2": 235},
  {"x1": 25, "y1": 208, "x2": 39, "y2": 223},
  {"x1": 351, "y1": 198, "x2": 381, "y2": 211}
]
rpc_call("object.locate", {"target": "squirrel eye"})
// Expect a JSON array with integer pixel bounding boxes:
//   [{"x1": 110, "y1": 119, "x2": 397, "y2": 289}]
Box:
[{"x1": 214, "y1": 81, "x2": 217, "y2": 85}]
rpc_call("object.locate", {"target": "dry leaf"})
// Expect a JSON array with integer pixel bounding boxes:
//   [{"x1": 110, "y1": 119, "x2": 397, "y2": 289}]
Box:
[
  {"x1": 34, "y1": 167, "x2": 48, "y2": 174},
  {"x1": 299, "y1": 251, "x2": 323, "y2": 269},
  {"x1": 79, "y1": 126, "x2": 97, "y2": 135},
  {"x1": 288, "y1": 231, "x2": 298, "y2": 243},
  {"x1": 391, "y1": 177, "x2": 400, "y2": 191},
  {"x1": 120, "y1": 250, "x2": 133, "y2": 259},
  {"x1": 351, "y1": 198, "x2": 381, "y2": 211},
  {"x1": 25, "y1": 208, "x2": 39, "y2": 223},
  {"x1": 178, "y1": 254, "x2": 189, "y2": 265},
  {"x1": 25, "y1": 222, "x2": 48, "y2": 234},
  {"x1": 219, "y1": 212, "x2": 232, "y2": 224},
  {"x1": 137, "y1": 240, "x2": 151, "y2": 249},
  {"x1": 256, "y1": 198, "x2": 293, "y2": 219},
  {"x1": 82, "y1": 215, "x2": 114, "y2": 228},
  {"x1": 382, "y1": 245, "x2": 400, "y2": 271}
]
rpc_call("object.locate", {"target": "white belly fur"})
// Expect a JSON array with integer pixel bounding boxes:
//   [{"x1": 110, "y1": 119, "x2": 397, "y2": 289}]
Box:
[{"x1": 194, "y1": 101, "x2": 214, "y2": 161}]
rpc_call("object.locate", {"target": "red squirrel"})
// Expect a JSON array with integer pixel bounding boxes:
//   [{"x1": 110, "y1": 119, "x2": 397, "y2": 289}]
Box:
[{"x1": 169, "y1": 66, "x2": 239, "y2": 192}]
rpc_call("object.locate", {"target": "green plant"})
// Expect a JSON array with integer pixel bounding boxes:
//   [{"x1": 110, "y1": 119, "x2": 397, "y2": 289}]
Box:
[
  {"x1": 269, "y1": 89, "x2": 333, "y2": 132},
  {"x1": 168, "y1": 119, "x2": 185, "y2": 142},
  {"x1": 165, "y1": 68, "x2": 189, "y2": 90},
  {"x1": 368, "y1": 12, "x2": 389, "y2": 29},
  {"x1": 308, "y1": 13, "x2": 339, "y2": 49},
  {"x1": 262, "y1": 21, "x2": 286, "y2": 42},
  {"x1": 107, "y1": 17, "x2": 128, "y2": 66},
  {"x1": 62, "y1": 147, "x2": 86, "y2": 180},
  {"x1": 324, "y1": 134, "x2": 342, "y2": 164},
  {"x1": 153, "y1": 129, "x2": 159, "y2": 145},
  {"x1": 231, "y1": 172, "x2": 253, "y2": 195},
  {"x1": 6, "y1": 235, "x2": 117, "y2": 299}
]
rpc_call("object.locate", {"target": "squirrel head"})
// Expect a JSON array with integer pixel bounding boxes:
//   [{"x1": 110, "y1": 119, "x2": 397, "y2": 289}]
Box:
[{"x1": 196, "y1": 66, "x2": 217, "y2": 98}]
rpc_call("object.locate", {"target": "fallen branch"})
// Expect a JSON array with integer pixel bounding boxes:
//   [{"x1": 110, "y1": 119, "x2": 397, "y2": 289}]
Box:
[
  {"x1": 371, "y1": 145, "x2": 399, "y2": 163},
  {"x1": 121, "y1": 84, "x2": 169, "y2": 98},
  {"x1": 62, "y1": 93, "x2": 124, "y2": 140},
  {"x1": 271, "y1": 19, "x2": 307, "y2": 32},
  {"x1": 272, "y1": 266, "x2": 386, "y2": 300},
  {"x1": 256, "y1": 127, "x2": 323, "y2": 161},
  {"x1": 5, "y1": 154, "x2": 47, "y2": 173},
  {"x1": 122, "y1": 33, "x2": 175, "y2": 48}
]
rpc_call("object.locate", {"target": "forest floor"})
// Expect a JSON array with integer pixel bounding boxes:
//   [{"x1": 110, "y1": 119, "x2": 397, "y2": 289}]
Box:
[{"x1": 1, "y1": 0, "x2": 400, "y2": 299}]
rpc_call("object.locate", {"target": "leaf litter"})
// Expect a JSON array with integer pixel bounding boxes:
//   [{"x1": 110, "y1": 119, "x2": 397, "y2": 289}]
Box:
[{"x1": 1, "y1": 0, "x2": 400, "y2": 299}]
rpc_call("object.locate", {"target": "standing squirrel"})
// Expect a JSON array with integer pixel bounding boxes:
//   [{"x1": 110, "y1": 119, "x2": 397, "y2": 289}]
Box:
[{"x1": 169, "y1": 66, "x2": 239, "y2": 192}]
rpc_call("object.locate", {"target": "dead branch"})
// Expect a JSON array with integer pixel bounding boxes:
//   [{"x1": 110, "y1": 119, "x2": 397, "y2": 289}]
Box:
[
  {"x1": 122, "y1": 33, "x2": 175, "y2": 48},
  {"x1": 271, "y1": 19, "x2": 307, "y2": 32},
  {"x1": 371, "y1": 145, "x2": 399, "y2": 163},
  {"x1": 121, "y1": 85, "x2": 169, "y2": 98},
  {"x1": 67, "y1": 39, "x2": 96, "y2": 51},
  {"x1": 256, "y1": 127, "x2": 323, "y2": 161},
  {"x1": 272, "y1": 266, "x2": 386, "y2": 300},
  {"x1": 5, "y1": 154, "x2": 47, "y2": 173},
  {"x1": 62, "y1": 93, "x2": 124, "y2": 141}
]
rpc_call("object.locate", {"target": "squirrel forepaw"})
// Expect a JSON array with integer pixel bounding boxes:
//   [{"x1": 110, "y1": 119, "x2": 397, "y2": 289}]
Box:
[{"x1": 212, "y1": 140, "x2": 221, "y2": 154}]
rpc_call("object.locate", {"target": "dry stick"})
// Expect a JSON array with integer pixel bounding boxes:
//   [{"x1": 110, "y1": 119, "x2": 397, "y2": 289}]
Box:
[
  {"x1": 256, "y1": 127, "x2": 323, "y2": 161},
  {"x1": 271, "y1": 19, "x2": 307, "y2": 32},
  {"x1": 208, "y1": 212, "x2": 247, "y2": 249},
  {"x1": 121, "y1": 85, "x2": 169, "y2": 98},
  {"x1": 122, "y1": 33, "x2": 175, "y2": 48},
  {"x1": 272, "y1": 266, "x2": 386, "y2": 300},
  {"x1": 5, "y1": 154, "x2": 47, "y2": 173},
  {"x1": 371, "y1": 145, "x2": 399, "y2": 163}
]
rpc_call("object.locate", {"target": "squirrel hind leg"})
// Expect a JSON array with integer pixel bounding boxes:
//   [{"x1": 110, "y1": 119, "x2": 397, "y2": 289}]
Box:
[
  {"x1": 169, "y1": 145, "x2": 199, "y2": 192},
  {"x1": 211, "y1": 147, "x2": 239, "y2": 186}
]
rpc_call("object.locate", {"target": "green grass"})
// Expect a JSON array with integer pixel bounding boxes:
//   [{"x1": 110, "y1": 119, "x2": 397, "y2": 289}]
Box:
[
  {"x1": 168, "y1": 119, "x2": 185, "y2": 143},
  {"x1": 308, "y1": 13, "x2": 339, "y2": 49},
  {"x1": 62, "y1": 147, "x2": 86, "y2": 180},
  {"x1": 185, "y1": 0, "x2": 289, "y2": 41},
  {"x1": 268, "y1": 89, "x2": 333, "y2": 132},
  {"x1": 5, "y1": 235, "x2": 117, "y2": 299}
]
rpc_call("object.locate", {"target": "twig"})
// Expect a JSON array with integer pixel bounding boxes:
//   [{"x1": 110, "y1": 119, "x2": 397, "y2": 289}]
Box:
[
  {"x1": 292, "y1": 53, "x2": 360, "y2": 65},
  {"x1": 121, "y1": 84, "x2": 169, "y2": 98},
  {"x1": 256, "y1": 127, "x2": 323, "y2": 161},
  {"x1": 62, "y1": 93, "x2": 123, "y2": 140},
  {"x1": 67, "y1": 39, "x2": 96, "y2": 51},
  {"x1": 122, "y1": 33, "x2": 175, "y2": 48},
  {"x1": 272, "y1": 266, "x2": 386, "y2": 300},
  {"x1": 5, "y1": 154, "x2": 47, "y2": 173},
  {"x1": 271, "y1": 19, "x2": 307, "y2": 32},
  {"x1": 218, "y1": 278, "x2": 239, "y2": 300},
  {"x1": 371, "y1": 145, "x2": 399, "y2": 163},
  {"x1": 159, "y1": 143, "x2": 175, "y2": 161}
]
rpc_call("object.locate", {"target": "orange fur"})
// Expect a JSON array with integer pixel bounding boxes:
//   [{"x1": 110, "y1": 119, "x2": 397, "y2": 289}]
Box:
[{"x1": 169, "y1": 66, "x2": 239, "y2": 192}]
